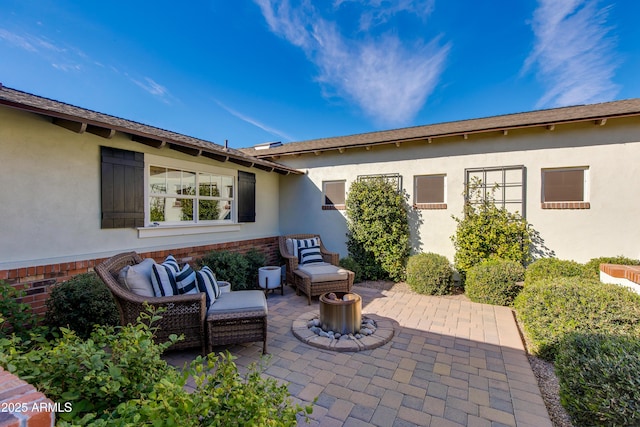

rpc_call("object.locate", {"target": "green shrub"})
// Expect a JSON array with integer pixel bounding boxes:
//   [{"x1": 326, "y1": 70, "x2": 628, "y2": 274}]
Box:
[
  {"x1": 513, "y1": 277, "x2": 640, "y2": 361},
  {"x1": 584, "y1": 255, "x2": 640, "y2": 280},
  {"x1": 346, "y1": 177, "x2": 411, "y2": 282},
  {"x1": 0, "y1": 280, "x2": 41, "y2": 341},
  {"x1": 244, "y1": 248, "x2": 268, "y2": 289},
  {"x1": 1, "y1": 307, "x2": 312, "y2": 426},
  {"x1": 45, "y1": 273, "x2": 119, "y2": 339},
  {"x1": 556, "y1": 333, "x2": 640, "y2": 426},
  {"x1": 339, "y1": 256, "x2": 363, "y2": 284},
  {"x1": 81, "y1": 352, "x2": 312, "y2": 427},
  {"x1": 524, "y1": 257, "x2": 588, "y2": 284},
  {"x1": 1, "y1": 307, "x2": 178, "y2": 422},
  {"x1": 451, "y1": 179, "x2": 531, "y2": 281},
  {"x1": 199, "y1": 249, "x2": 267, "y2": 291},
  {"x1": 465, "y1": 258, "x2": 524, "y2": 306},
  {"x1": 406, "y1": 253, "x2": 454, "y2": 295}
]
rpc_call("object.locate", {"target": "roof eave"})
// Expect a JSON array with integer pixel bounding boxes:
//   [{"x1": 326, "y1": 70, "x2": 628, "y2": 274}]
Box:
[{"x1": 0, "y1": 95, "x2": 302, "y2": 175}]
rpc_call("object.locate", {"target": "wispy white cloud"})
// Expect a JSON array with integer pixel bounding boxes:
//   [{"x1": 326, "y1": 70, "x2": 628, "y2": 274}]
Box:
[
  {"x1": 214, "y1": 99, "x2": 296, "y2": 142},
  {"x1": 1, "y1": 27, "x2": 173, "y2": 104},
  {"x1": 131, "y1": 77, "x2": 168, "y2": 97},
  {"x1": 0, "y1": 28, "x2": 38, "y2": 51},
  {"x1": 334, "y1": 0, "x2": 435, "y2": 31},
  {"x1": 254, "y1": 0, "x2": 449, "y2": 126},
  {"x1": 525, "y1": 0, "x2": 619, "y2": 107},
  {"x1": 0, "y1": 28, "x2": 84, "y2": 72}
]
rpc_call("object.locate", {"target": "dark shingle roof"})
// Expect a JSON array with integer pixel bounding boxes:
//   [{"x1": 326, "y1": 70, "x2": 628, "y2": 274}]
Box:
[
  {"x1": 0, "y1": 85, "x2": 301, "y2": 175},
  {"x1": 243, "y1": 98, "x2": 640, "y2": 157}
]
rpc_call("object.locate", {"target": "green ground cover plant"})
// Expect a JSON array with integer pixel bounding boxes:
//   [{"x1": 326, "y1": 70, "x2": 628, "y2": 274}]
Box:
[
  {"x1": 405, "y1": 252, "x2": 454, "y2": 295},
  {"x1": 465, "y1": 258, "x2": 524, "y2": 306},
  {"x1": 0, "y1": 307, "x2": 310, "y2": 426}
]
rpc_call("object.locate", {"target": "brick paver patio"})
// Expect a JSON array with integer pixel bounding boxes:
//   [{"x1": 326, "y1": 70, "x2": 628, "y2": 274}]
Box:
[{"x1": 164, "y1": 285, "x2": 553, "y2": 427}]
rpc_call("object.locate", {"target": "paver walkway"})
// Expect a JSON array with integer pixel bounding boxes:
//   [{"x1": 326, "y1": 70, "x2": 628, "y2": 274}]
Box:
[{"x1": 164, "y1": 285, "x2": 553, "y2": 427}]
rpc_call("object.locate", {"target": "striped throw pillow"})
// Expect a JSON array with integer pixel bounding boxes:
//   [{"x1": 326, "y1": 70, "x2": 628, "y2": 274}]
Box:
[
  {"x1": 196, "y1": 266, "x2": 219, "y2": 308},
  {"x1": 299, "y1": 245, "x2": 324, "y2": 265},
  {"x1": 151, "y1": 255, "x2": 180, "y2": 297},
  {"x1": 176, "y1": 264, "x2": 198, "y2": 295},
  {"x1": 293, "y1": 237, "x2": 320, "y2": 262}
]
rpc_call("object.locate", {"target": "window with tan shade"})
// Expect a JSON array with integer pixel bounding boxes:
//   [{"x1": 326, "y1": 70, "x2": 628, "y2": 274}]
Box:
[
  {"x1": 323, "y1": 180, "x2": 346, "y2": 209},
  {"x1": 541, "y1": 167, "x2": 589, "y2": 209},
  {"x1": 414, "y1": 175, "x2": 446, "y2": 209},
  {"x1": 542, "y1": 168, "x2": 585, "y2": 201}
]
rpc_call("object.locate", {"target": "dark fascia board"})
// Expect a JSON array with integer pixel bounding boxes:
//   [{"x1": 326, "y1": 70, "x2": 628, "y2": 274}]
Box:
[
  {"x1": 0, "y1": 86, "x2": 302, "y2": 175},
  {"x1": 246, "y1": 98, "x2": 640, "y2": 158}
]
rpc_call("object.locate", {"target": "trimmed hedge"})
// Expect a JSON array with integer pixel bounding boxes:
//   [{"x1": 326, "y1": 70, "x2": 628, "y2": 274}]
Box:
[
  {"x1": 45, "y1": 273, "x2": 119, "y2": 339},
  {"x1": 513, "y1": 277, "x2": 640, "y2": 361},
  {"x1": 198, "y1": 249, "x2": 266, "y2": 291},
  {"x1": 406, "y1": 253, "x2": 454, "y2": 295},
  {"x1": 465, "y1": 258, "x2": 524, "y2": 306},
  {"x1": 556, "y1": 333, "x2": 640, "y2": 426},
  {"x1": 524, "y1": 258, "x2": 587, "y2": 284}
]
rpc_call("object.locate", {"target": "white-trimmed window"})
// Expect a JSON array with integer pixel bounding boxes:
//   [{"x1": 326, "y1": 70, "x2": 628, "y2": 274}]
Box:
[
  {"x1": 147, "y1": 157, "x2": 235, "y2": 224},
  {"x1": 323, "y1": 180, "x2": 346, "y2": 210},
  {"x1": 541, "y1": 167, "x2": 590, "y2": 209},
  {"x1": 414, "y1": 174, "x2": 447, "y2": 209}
]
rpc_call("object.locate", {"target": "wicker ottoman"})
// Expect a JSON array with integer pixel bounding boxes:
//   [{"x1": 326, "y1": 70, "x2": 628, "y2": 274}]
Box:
[{"x1": 206, "y1": 290, "x2": 268, "y2": 354}]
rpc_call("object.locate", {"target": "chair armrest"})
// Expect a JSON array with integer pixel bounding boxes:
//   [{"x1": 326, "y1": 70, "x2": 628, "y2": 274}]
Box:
[
  {"x1": 282, "y1": 253, "x2": 299, "y2": 270},
  {"x1": 320, "y1": 249, "x2": 339, "y2": 266}
]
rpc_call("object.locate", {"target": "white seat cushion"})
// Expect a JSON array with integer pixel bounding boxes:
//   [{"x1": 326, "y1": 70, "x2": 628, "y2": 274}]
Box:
[
  {"x1": 207, "y1": 290, "x2": 267, "y2": 317},
  {"x1": 298, "y1": 262, "x2": 350, "y2": 283}
]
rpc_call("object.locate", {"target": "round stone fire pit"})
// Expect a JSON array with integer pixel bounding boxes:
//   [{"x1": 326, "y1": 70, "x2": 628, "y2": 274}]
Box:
[{"x1": 319, "y1": 292, "x2": 362, "y2": 335}]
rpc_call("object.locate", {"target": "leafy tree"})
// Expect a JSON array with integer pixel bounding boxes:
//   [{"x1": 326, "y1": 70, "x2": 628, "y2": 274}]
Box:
[{"x1": 346, "y1": 177, "x2": 410, "y2": 282}]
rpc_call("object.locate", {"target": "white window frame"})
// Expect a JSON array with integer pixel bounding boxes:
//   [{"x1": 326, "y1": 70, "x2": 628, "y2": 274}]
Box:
[
  {"x1": 139, "y1": 154, "x2": 240, "y2": 238},
  {"x1": 541, "y1": 167, "x2": 590, "y2": 203},
  {"x1": 322, "y1": 180, "x2": 346, "y2": 209}
]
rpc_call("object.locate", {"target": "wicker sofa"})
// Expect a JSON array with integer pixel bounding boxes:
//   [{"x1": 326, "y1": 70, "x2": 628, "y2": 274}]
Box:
[
  {"x1": 279, "y1": 234, "x2": 354, "y2": 304},
  {"x1": 96, "y1": 252, "x2": 267, "y2": 355}
]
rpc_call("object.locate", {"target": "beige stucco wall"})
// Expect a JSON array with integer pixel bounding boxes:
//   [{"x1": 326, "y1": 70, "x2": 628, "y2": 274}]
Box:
[
  {"x1": 0, "y1": 107, "x2": 280, "y2": 269},
  {"x1": 277, "y1": 118, "x2": 640, "y2": 263}
]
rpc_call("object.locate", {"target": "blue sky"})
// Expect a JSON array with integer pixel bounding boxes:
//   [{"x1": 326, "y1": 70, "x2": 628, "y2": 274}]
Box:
[{"x1": 1, "y1": 0, "x2": 639, "y2": 149}]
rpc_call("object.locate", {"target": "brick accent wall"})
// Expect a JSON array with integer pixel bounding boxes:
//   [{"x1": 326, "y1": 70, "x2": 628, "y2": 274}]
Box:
[
  {"x1": 600, "y1": 263, "x2": 640, "y2": 285},
  {"x1": 0, "y1": 366, "x2": 55, "y2": 427},
  {"x1": 0, "y1": 236, "x2": 280, "y2": 318}
]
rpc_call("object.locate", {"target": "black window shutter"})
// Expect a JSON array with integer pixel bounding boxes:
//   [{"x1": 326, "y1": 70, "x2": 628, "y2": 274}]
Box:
[
  {"x1": 237, "y1": 171, "x2": 256, "y2": 223},
  {"x1": 101, "y1": 146, "x2": 145, "y2": 228}
]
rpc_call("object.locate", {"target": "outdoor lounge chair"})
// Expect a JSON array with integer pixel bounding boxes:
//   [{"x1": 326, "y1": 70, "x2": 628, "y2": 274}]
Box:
[
  {"x1": 279, "y1": 234, "x2": 354, "y2": 305},
  {"x1": 96, "y1": 251, "x2": 267, "y2": 355}
]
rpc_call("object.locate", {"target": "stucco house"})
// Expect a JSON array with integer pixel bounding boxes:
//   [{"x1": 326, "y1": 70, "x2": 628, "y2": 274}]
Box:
[
  {"x1": 1, "y1": 84, "x2": 639, "y2": 314},
  {"x1": 245, "y1": 99, "x2": 640, "y2": 265}
]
